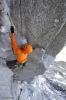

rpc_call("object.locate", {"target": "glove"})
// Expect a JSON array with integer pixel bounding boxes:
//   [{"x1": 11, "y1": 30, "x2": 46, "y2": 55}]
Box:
[{"x1": 10, "y1": 26, "x2": 14, "y2": 33}]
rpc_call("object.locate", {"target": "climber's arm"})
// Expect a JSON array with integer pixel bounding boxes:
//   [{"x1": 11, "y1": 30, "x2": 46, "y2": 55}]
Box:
[
  {"x1": 11, "y1": 34, "x2": 22, "y2": 55},
  {"x1": 10, "y1": 26, "x2": 22, "y2": 55}
]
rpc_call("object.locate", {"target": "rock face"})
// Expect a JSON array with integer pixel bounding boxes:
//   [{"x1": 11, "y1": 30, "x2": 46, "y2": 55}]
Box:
[
  {"x1": 0, "y1": 0, "x2": 66, "y2": 99},
  {"x1": 10, "y1": 0, "x2": 66, "y2": 49},
  {"x1": 0, "y1": 0, "x2": 66, "y2": 82},
  {"x1": 7, "y1": 0, "x2": 66, "y2": 81},
  {"x1": 45, "y1": 22, "x2": 66, "y2": 57}
]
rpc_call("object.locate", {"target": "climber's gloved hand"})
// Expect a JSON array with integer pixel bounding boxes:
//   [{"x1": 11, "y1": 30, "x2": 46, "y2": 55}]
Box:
[{"x1": 10, "y1": 26, "x2": 14, "y2": 34}]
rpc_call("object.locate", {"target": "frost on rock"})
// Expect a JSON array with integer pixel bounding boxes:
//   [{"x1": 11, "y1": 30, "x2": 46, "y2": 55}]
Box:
[
  {"x1": 0, "y1": 62, "x2": 13, "y2": 99},
  {"x1": 41, "y1": 54, "x2": 54, "y2": 69}
]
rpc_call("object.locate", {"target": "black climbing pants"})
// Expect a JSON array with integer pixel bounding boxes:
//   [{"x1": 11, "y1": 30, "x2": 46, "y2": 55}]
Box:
[{"x1": 6, "y1": 60, "x2": 26, "y2": 69}]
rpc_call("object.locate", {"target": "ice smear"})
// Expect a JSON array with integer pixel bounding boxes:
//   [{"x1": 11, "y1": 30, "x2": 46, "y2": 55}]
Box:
[
  {"x1": 41, "y1": 54, "x2": 54, "y2": 69},
  {"x1": 1, "y1": 0, "x2": 11, "y2": 33},
  {"x1": 0, "y1": 63, "x2": 13, "y2": 99}
]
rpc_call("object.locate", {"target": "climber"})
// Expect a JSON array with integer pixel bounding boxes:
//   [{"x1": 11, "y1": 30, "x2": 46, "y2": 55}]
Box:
[{"x1": 6, "y1": 26, "x2": 33, "y2": 68}]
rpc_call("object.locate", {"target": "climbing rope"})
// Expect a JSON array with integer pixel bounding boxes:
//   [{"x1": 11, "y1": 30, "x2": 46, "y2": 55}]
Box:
[
  {"x1": 7, "y1": 13, "x2": 13, "y2": 26},
  {"x1": 7, "y1": 13, "x2": 16, "y2": 59}
]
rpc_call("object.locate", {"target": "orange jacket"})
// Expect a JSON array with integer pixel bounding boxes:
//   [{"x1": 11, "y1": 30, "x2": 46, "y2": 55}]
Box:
[{"x1": 11, "y1": 34, "x2": 32, "y2": 64}]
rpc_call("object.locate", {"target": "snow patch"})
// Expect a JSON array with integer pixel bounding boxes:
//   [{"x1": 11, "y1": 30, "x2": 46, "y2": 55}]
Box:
[
  {"x1": 55, "y1": 45, "x2": 66, "y2": 62},
  {"x1": 54, "y1": 73, "x2": 63, "y2": 79},
  {"x1": 0, "y1": 26, "x2": 5, "y2": 32}
]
